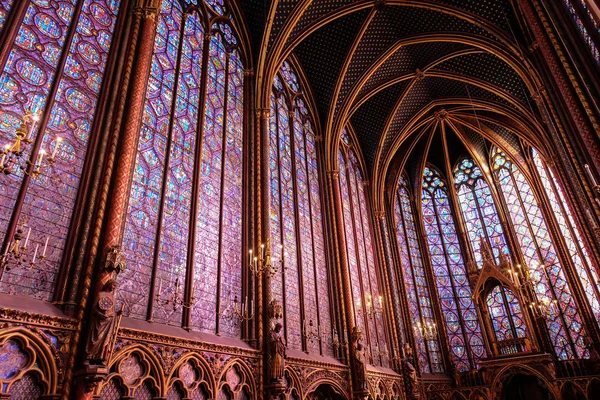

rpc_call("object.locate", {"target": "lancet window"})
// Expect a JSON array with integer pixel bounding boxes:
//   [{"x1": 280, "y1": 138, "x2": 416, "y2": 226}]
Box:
[
  {"x1": 454, "y1": 158, "x2": 510, "y2": 268},
  {"x1": 339, "y1": 129, "x2": 388, "y2": 367},
  {"x1": 269, "y1": 61, "x2": 333, "y2": 355},
  {"x1": 562, "y1": 0, "x2": 600, "y2": 63},
  {"x1": 531, "y1": 149, "x2": 600, "y2": 327},
  {"x1": 0, "y1": 0, "x2": 122, "y2": 299},
  {"x1": 422, "y1": 166, "x2": 486, "y2": 372},
  {"x1": 394, "y1": 174, "x2": 444, "y2": 373},
  {"x1": 492, "y1": 148, "x2": 587, "y2": 359},
  {"x1": 118, "y1": 0, "x2": 245, "y2": 337}
]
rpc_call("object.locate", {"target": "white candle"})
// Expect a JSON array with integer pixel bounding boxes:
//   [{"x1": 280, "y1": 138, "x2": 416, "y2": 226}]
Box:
[
  {"x1": 51, "y1": 137, "x2": 62, "y2": 159},
  {"x1": 0, "y1": 146, "x2": 7, "y2": 167},
  {"x1": 28, "y1": 115, "x2": 39, "y2": 140},
  {"x1": 37, "y1": 149, "x2": 45, "y2": 168},
  {"x1": 585, "y1": 164, "x2": 598, "y2": 187},
  {"x1": 24, "y1": 227, "x2": 31, "y2": 249},
  {"x1": 42, "y1": 237, "x2": 49, "y2": 257},
  {"x1": 32, "y1": 244, "x2": 38, "y2": 263},
  {"x1": 249, "y1": 249, "x2": 253, "y2": 265},
  {"x1": 260, "y1": 243, "x2": 265, "y2": 260}
]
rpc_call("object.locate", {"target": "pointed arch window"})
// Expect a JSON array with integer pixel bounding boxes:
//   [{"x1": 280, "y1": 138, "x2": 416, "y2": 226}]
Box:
[
  {"x1": 486, "y1": 285, "x2": 528, "y2": 343},
  {"x1": 492, "y1": 148, "x2": 587, "y2": 359},
  {"x1": 422, "y1": 166, "x2": 486, "y2": 372},
  {"x1": 118, "y1": 0, "x2": 245, "y2": 337},
  {"x1": 394, "y1": 174, "x2": 444, "y2": 373},
  {"x1": 268, "y1": 61, "x2": 333, "y2": 356},
  {"x1": 339, "y1": 129, "x2": 388, "y2": 367},
  {"x1": 0, "y1": 0, "x2": 122, "y2": 299},
  {"x1": 532, "y1": 149, "x2": 600, "y2": 327},
  {"x1": 561, "y1": 0, "x2": 600, "y2": 63},
  {"x1": 454, "y1": 157, "x2": 510, "y2": 268}
]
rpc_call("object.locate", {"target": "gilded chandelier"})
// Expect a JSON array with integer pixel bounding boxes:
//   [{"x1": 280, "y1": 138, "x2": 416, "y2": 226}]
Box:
[
  {"x1": 248, "y1": 243, "x2": 282, "y2": 276},
  {"x1": 0, "y1": 113, "x2": 62, "y2": 179},
  {"x1": 0, "y1": 227, "x2": 50, "y2": 271}
]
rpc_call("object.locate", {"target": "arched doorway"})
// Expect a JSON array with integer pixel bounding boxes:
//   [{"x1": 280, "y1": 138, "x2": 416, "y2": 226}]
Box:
[
  {"x1": 501, "y1": 374, "x2": 552, "y2": 400},
  {"x1": 561, "y1": 382, "x2": 585, "y2": 400},
  {"x1": 307, "y1": 384, "x2": 347, "y2": 400}
]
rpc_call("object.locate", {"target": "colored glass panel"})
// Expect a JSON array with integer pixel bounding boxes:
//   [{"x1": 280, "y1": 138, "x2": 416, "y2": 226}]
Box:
[
  {"x1": 120, "y1": 2, "x2": 244, "y2": 336},
  {"x1": 422, "y1": 167, "x2": 485, "y2": 371},
  {"x1": 0, "y1": 0, "x2": 14, "y2": 31},
  {"x1": 563, "y1": 0, "x2": 600, "y2": 63},
  {"x1": 0, "y1": 0, "x2": 121, "y2": 299},
  {"x1": 493, "y1": 148, "x2": 587, "y2": 359},
  {"x1": 486, "y1": 286, "x2": 527, "y2": 341},
  {"x1": 120, "y1": 0, "x2": 183, "y2": 319},
  {"x1": 395, "y1": 175, "x2": 444, "y2": 373},
  {"x1": 269, "y1": 64, "x2": 332, "y2": 355},
  {"x1": 532, "y1": 149, "x2": 600, "y2": 328},
  {"x1": 339, "y1": 138, "x2": 387, "y2": 367},
  {"x1": 454, "y1": 158, "x2": 509, "y2": 268}
]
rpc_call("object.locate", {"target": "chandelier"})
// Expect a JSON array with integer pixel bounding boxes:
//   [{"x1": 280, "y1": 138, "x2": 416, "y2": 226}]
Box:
[
  {"x1": 248, "y1": 243, "x2": 282, "y2": 276},
  {"x1": 0, "y1": 113, "x2": 62, "y2": 179},
  {"x1": 415, "y1": 320, "x2": 437, "y2": 340},
  {"x1": 0, "y1": 227, "x2": 49, "y2": 271},
  {"x1": 220, "y1": 294, "x2": 254, "y2": 324}
]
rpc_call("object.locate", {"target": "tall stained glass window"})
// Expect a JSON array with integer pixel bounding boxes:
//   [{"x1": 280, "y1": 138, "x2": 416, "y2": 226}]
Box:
[
  {"x1": 422, "y1": 166, "x2": 486, "y2": 372},
  {"x1": 0, "y1": 0, "x2": 122, "y2": 299},
  {"x1": 119, "y1": 0, "x2": 244, "y2": 338},
  {"x1": 454, "y1": 157, "x2": 509, "y2": 268},
  {"x1": 269, "y1": 61, "x2": 333, "y2": 356},
  {"x1": 339, "y1": 129, "x2": 388, "y2": 367},
  {"x1": 532, "y1": 149, "x2": 600, "y2": 327},
  {"x1": 562, "y1": 0, "x2": 600, "y2": 63},
  {"x1": 394, "y1": 174, "x2": 443, "y2": 373},
  {"x1": 492, "y1": 148, "x2": 587, "y2": 359}
]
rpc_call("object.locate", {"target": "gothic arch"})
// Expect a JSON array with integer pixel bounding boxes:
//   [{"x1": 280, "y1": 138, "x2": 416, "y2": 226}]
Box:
[
  {"x1": 491, "y1": 364, "x2": 558, "y2": 400},
  {"x1": 166, "y1": 353, "x2": 216, "y2": 399},
  {"x1": 216, "y1": 358, "x2": 257, "y2": 399},
  {"x1": 305, "y1": 374, "x2": 350, "y2": 400},
  {"x1": 0, "y1": 328, "x2": 59, "y2": 396},
  {"x1": 97, "y1": 344, "x2": 164, "y2": 397}
]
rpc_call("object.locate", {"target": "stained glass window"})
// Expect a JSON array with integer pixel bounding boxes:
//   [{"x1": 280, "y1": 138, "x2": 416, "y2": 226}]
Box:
[
  {"x1": 492, "y1": 148, "x2": 587, "y2": 359},
  {"x1": 454, "y1": 157, "x2": 509, "y2": 268},
  {"x1": 339, "y1": 130, "x2": 388, "y2": 367},
  {"x1": 119, "y1": 1, "x2": 244, "y2": 337},
  {"x1": 486, "y1": 285, "x2": 528, "y2": 342},
  {"x1": 0, "y1": 0, "x2": 122, "y2": 300},
  {"x1": 562, "y1": 0, "x2": 600, "y2": 63},
  {"x1": 269, "y1": 61, "x2": 333, "y2": 356},
  {"x1": 532, "y1": 149, "x2": 600, "y2": 328},
  {"x1": 422, "y1": 166, "x2": 486, "y2": 372},
  {"x1": 394, "y1": 174, "x2": 444, "y2": 373}
]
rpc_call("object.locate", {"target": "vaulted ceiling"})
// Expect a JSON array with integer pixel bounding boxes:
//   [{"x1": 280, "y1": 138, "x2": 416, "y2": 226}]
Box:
[{"x1": 240, "y1": 0, "x2": 547, "y2": 205}]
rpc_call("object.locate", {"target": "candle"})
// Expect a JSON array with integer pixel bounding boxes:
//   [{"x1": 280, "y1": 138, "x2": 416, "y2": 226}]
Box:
[
  {"x1": 42, "y1": 237, "x2": 48, "y2": 257},
  {"x1": 250, "y1": 299, "x2": 254, "y2": 315},
  {"x1": 37, "y1": 149, "x2": 45, "y2": 168},
  {"x1": 51, "y1": 137, "x2": 62, "y2": 159},
  {"x1": 24, "y1": 227, "x2": 31, "y2": 249},
  {"x1": 585, "y1": 164, "x2": 598, "y2": 187},
  {"x1": 0, "y1": 145, "x2": 8, "y2": 167},
  {"x1": 249, "y1": 249, "x2": 252, "y2": 265},
  {"x1": 379, "y1": 295, "x2": 383, "y2": 306},
  {"x1": 32, "y1": 244, "x2": 38, "y2": 263},
  {"x1": 28, "y1": 114, "x2": 39, "y2": 140}
]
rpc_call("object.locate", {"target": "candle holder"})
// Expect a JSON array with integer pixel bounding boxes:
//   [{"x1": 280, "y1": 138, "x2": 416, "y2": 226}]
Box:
[
  {"x1": 415, "y1": 320, "x2": 437, "y2": 341},
  {"x1": 331, "y1": 328, "x2": 348, "y2": 351},
  {"x1": 155, "y1": 276, "x2": 198, "y2": 311},
  {"x1": 220, "y1": 295, "x2": 254, "y2": 325},
  {"x1": 357, "y1": 294, "x2": 383, "y2": 318},
  {"x1": 0, "y1": 113, "x2": 62, "y2": 180},
  {"x1": 248, "y1": 243, "x2": 282, "y2": 277},
  {"x1": 0, "y1": 227, "x2": 50, "y2": 271}
]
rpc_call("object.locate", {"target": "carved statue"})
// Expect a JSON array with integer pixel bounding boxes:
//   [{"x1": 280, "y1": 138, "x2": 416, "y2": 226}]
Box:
[
  {"x1": 402, "y1": 344, "x2": 419, "y2": 399},
  {"x1": 351, "y1": 326, "x2": 368, "y2": 393},
  {"x1": 85, "y1": 279, "x2": 122, "y2": 366},
  {"x1": 268, "y1": 322, "x2": 286, "y2": 382}
]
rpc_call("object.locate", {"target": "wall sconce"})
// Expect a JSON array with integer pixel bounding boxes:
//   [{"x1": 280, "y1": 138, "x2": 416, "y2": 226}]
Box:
[{"x1": 1, "y1": 227, "x2": 50, "y2": 271}]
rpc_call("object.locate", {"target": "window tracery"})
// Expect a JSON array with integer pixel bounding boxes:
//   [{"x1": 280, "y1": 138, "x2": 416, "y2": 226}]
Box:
[
  {"x1": 394, "y1": 174, "x2": 443, "y2": 373},
  {"x1": 269, "y1": 61, "x2": 333, "y2": 355},
  {"x1": 118, "y1": 0, "x2": 244, "y2": 337},
  {"x1": 339, "y1": 129, "x2": 388, "y2": 367},
  {"x1": 0, "y1": 0, "x2": 122, "y2": 299},
  {"x1": 422, "y1": 166, "x2": 486, "y2": 372},
  {"x1": 492, "y1": 148, "x2": 588, "y2": 359}
]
